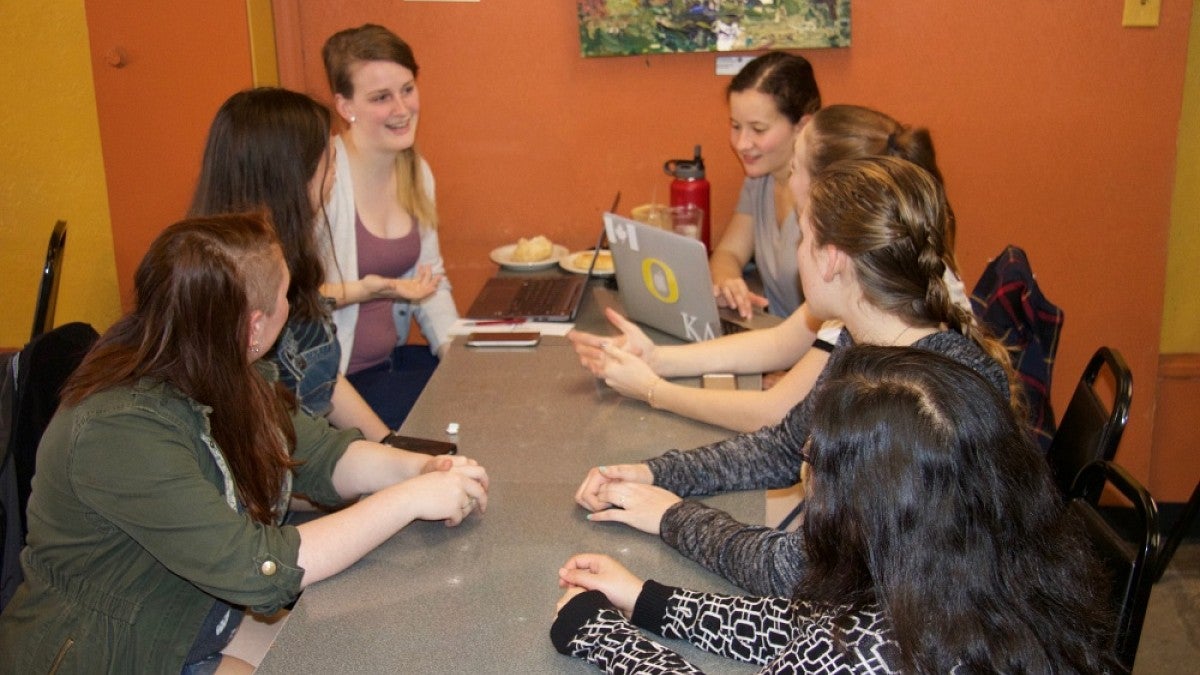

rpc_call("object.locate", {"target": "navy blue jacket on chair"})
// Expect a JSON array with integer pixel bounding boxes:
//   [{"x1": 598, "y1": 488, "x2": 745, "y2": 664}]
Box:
[{"x1": 970, "y1": 246, "x2": 1064, "y2": 453}]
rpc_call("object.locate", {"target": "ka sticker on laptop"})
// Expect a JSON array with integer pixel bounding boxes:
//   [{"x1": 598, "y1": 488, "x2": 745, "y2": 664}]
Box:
[{"x1": 605, "y1": 213, "x2": 724, "y2": 342}]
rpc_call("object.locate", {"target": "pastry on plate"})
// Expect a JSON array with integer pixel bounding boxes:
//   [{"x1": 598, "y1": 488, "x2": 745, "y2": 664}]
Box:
[
  {"x1": 572, "y1": 250, "x2": 613, "y2": 273},
  {"x1": 511, "y1": 235, "x2": 553, "y2": 262}
]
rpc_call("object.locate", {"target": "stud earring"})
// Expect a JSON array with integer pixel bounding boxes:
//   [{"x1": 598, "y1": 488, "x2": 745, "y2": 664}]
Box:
[
  {"x1": 349, "y1": 115, "x2": 357, "y2": 124},
  {"x1": 250, "y1": 341, "x2": 261, "y2": 355}
]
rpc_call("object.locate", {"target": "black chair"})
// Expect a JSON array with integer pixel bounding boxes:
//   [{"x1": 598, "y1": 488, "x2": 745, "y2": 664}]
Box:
[
  {"x1": 1069, "y1": 459, "x2": 1159, "y2": 672},
  {"x1": 1154, "y1": 478, "x2": 1200, "y2": 581},
  {"x1": 1, "y1": 322, "x2": 98, "y2": 612},
  {"x1": 1046, "y1": 347, "x2": 1132, "y2": 500},
  {"x1": 30, "y1": 220, "x2": 68, "y2": 342}
]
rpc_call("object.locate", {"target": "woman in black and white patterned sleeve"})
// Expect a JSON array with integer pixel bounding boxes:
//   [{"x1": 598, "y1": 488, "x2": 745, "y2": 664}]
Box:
[{"x1": 552, "y1": 347, "x2": 1119, "y2": 674}]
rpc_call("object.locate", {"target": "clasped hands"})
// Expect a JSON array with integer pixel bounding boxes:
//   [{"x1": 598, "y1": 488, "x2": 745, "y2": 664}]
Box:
[
  {"x1": 574, "y1": 463, "x2": 680, "y2": 535},
  {"x1": 413, "y1": 454, "x2": 489, "y2": 527}
]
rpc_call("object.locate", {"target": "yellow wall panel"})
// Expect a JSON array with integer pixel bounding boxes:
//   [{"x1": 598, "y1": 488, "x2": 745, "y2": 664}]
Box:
[
  {"x1": 0, "y1": 1, "x2": 120, "y2": 348},
  {"x1": 1162, "y1": 1, "x2": 1200, "y2": 354}
]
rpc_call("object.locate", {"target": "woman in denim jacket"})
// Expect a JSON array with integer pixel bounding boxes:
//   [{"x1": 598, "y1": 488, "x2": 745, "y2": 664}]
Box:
[
  {"x1": 0, "y1": 215, "x2": 488, "y2": 673},
  {"x1": 191, "y1": 87, "x2": 425, "y2": 444}
]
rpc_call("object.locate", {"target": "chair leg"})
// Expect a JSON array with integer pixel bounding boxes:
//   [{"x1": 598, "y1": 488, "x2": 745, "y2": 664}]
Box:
[{"x1": 1155, "y1": 480, "x2": 1200, "y2": 582}]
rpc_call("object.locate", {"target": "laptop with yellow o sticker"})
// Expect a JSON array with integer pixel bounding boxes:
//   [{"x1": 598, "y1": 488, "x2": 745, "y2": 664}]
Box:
[{"x1": 603, "y1": 213, "x2": 781, "y2": 342}]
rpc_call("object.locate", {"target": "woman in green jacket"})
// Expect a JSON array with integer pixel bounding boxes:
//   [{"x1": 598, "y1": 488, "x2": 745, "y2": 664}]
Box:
[{"x1": 0, "y1": 215, "x2": 489, "y2": 673}]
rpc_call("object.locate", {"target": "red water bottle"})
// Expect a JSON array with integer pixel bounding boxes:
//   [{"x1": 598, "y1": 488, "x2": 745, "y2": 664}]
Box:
[{"x1": 664, "y1": 145, "x2": 711, "y2": 251}]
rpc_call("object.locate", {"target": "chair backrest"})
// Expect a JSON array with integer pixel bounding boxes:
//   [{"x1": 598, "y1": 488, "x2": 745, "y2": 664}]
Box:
[
  {"x1": 8, "y1": 323, "x2": 98, "y2": 537},
  {"x1": 31, "y1": 220, "x2": 68, "y2": 342},
  {"x1": 970, "y1": 245, "x2": 1064, "y2": 453},
  {"x1": 1068, "y1": 460, "x2": 1159, "y2": 672},
  {"x1": 1046, "y1": 347, "x2": 1133, "y2": 499},
  {"x1": 1, "y1": 323, "x2": 97, "y2": 613}
]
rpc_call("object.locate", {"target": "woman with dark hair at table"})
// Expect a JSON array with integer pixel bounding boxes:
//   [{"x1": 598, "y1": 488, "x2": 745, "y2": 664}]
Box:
[
  {"x1": 711, "y1": 50, "x2": 821, "y2": 319},
  {"x1": 573, "y1": 156, "x2": 1021, "y2": 598},
  {"x1": 553, "y1": 346, "x2": 1119, "y2": 673},
  {"x1": 191, "y1": 87, "x2": 422, "y2": 443},
  {"x1": 0, "y1": 215, "x2": 488, "y2": 674}
]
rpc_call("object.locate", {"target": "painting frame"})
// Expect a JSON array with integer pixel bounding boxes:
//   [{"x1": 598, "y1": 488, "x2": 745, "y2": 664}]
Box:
[{"x1": 578, "y1": 1, "x2": 851, "y2": 58}]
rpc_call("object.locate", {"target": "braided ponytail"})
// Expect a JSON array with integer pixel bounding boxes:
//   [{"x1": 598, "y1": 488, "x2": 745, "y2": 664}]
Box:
[{"x1": 808, "y1": 156, "x2": 1026, "y2": 418}]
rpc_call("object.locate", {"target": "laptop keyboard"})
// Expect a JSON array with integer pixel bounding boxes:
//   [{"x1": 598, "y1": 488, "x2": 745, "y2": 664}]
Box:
[
  {"x1": 719, "y1": 318, "x2": 748, "y2": 336},
  {"x1": 509, "y1": 278, "x2": 569, "y2": 314}
]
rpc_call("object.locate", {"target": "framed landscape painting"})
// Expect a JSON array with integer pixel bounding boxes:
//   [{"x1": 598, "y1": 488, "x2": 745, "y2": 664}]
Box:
[{"x1": 578, "y1": 0, "x2": 851, "y2": 57}]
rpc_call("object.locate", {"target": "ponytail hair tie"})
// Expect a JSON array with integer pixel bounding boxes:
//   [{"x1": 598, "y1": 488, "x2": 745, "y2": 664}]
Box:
[{"x1": 885, "y1": 132, "x2": 900, "y2": 155}]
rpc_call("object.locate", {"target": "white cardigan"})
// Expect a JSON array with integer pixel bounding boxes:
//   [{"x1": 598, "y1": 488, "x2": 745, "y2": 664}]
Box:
[{"x1": 320, "y1": 136, "x2": 458, "y2": 373}]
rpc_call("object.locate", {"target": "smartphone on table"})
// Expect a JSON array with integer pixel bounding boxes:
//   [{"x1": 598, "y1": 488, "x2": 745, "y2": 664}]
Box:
[{"x1": 382, "y1": 434, "x2": 458, "y2": 456}]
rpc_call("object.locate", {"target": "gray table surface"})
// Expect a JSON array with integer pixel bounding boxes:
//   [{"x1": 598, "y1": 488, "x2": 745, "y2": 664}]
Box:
[{"x1": 258, "y1": 283, "x2": 763, "y2": 673}]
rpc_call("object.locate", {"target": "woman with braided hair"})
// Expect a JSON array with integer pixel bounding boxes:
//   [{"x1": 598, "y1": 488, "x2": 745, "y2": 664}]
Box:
[{"x1": 573, "y1": 155, "x2": 1020, "y2": 598}]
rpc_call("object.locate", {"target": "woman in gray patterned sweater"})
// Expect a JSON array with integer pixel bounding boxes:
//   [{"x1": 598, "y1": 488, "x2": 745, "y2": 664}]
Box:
[
  {"x1": 553, "y1": 347, "x2": 1118, "y2": 673},
  {"x1": 574, "y1": 156, "x2": 1021, "y2": 598}
]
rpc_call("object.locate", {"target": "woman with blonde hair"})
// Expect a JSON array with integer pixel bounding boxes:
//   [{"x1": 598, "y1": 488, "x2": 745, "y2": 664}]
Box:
[{"x1": 320, "y1": 24, "x2": 458, "y2": 429}]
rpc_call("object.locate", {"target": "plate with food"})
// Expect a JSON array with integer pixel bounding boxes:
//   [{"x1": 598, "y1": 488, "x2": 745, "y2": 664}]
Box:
[
  {"x1": 490, "y1": 236, "x2": 568, "y2": 271},
  {"x1": 559, "y1": 249, "x2": 615, "y2": 277}
]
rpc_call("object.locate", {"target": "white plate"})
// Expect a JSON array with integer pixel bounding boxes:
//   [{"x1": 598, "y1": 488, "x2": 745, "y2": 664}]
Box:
[
  {"x1": 559, "y1": 249, "x2": 615, "y2": 277},
  {"x1": 489, "y1": 243, "x2": 569, "y2": 271}
]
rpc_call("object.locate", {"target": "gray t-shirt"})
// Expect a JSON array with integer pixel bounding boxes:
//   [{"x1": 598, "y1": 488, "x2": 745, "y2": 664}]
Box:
[{"x1": 736, "y1": 174, "x2": 802, "y2": 316}]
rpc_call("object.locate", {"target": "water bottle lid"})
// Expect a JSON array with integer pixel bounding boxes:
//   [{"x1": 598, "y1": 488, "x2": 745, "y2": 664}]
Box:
[{"x1": 664, "y1": 145, "x2": 706, "y2": 180}]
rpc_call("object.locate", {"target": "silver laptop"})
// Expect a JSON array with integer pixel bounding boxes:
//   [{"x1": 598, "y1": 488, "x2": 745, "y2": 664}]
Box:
[{"x1": 604, "y1": 213, "x2": 782, "y2": 341}]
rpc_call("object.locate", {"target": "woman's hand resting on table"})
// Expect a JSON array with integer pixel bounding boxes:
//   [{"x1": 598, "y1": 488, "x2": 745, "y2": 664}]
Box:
[
  {"x1": 418, "y1": 453, "x2": 482, "y2": 475},
  {"x1": 567, "y1": 308, "x2": 658, "y2": 377},
  {"x1": 556, "y1": 554, "x2": 645, "y2": 617},
  {"x1": 575, "y1": 464, "x2": 679, "y2": 535},
  {"x1": 402, "y1": 463, "x2": 489, "y2": 527},
  {"x1": 712, "y1": 276, "x2": 769, "y2": 320}
]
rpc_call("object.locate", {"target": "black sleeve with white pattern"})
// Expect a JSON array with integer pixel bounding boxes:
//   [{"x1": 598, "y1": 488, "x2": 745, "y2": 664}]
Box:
[
  {"x1": 553, "y1": 587, "x2": 905, "y2": 674},
  {"x1": 551, "y1": 590, "x2": 704, "y2": 674},
  {"x1": 652, "y1": 585, "x2": 905, "y2": 674}
]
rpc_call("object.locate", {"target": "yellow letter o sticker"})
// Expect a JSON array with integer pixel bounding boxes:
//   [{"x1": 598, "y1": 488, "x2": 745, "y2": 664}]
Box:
[{"x1": 641, "y1": 258, "x2": 679, "y2": 303}]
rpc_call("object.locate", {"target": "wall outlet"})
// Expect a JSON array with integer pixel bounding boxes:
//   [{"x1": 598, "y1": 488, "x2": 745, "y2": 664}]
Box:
[{"x1": 1123, "y1": 0, "x2": 1161, "y2": 27}]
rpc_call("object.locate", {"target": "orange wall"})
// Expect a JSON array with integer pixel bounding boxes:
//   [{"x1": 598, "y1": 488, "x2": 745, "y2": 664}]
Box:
[
  {"x1": 85, "y1": 0, "x2": 256, "y2": 308},
  {"x1": 275, "y1": 1, "x2": 1191, "y2": 498}
]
